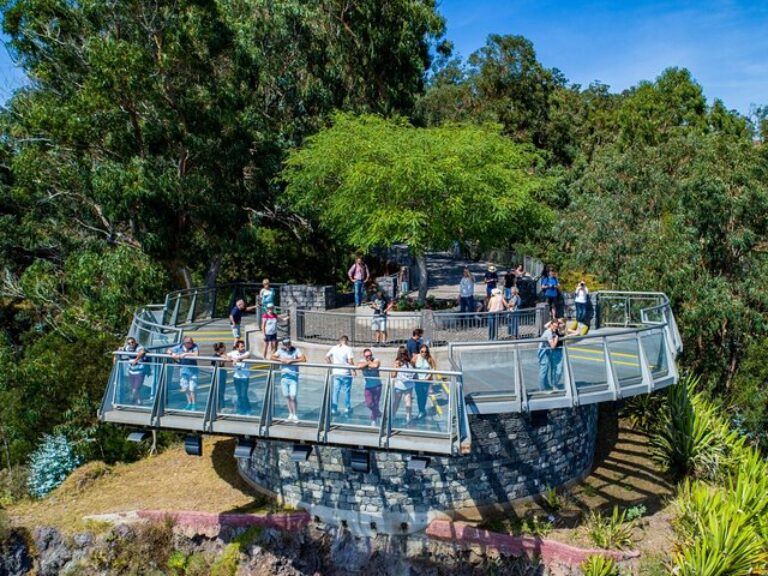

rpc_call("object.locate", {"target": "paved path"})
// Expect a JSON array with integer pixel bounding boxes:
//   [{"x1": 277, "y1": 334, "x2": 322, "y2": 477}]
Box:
[{"x1": 420, "y1": 252, "x2": 511, "y2": 300}]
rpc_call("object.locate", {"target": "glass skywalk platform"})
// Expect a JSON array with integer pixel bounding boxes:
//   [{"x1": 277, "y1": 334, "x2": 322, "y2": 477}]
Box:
[{"x1": 99, "y1": 286, "x2": 681, "y2": 456}]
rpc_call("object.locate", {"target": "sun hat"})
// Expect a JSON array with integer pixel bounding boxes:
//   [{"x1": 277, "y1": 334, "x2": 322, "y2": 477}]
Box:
[
  {"x1": 491, "y1": 287, "x2": 502, "y2": 296},
  {"x1": 488, "y1": 265, "x2": 497, "y2": 272},
  {"x1": 267, "y1": 303, "x2": 275, "y2": 308},
  {"x1": 281, "y1": 337, "x2": 291, "y2": 345}
]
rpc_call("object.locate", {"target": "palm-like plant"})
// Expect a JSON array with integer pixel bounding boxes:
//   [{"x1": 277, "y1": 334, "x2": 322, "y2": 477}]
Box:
[{"x1": 580, "y1": 555, "x2": 620, "y2": 576}]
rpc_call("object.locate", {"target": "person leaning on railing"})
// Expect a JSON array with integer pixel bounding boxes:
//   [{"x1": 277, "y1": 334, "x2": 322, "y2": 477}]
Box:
[
  {"x1": 168, "y1": 337, "x2": 200, "y2": 410},
  {"x1": 272, "y1": 338, "x2": 306, "y2": 423},
  {"x1": 116, "y1": 337, "x2": 147, "y2": 405},
  {"x1": 413, "y1": 344, "x2": 437, "y2": 420},
  {"x1": 228, "y1": 339, "x2": 252, "y2": 415},
  {"x1": 358, "y1": 348, "x2": 382, "y2": 426},
  {"x1": 211, "y1": 342, "x2": 228, "y2": 411},
  {"x1": 392, "y1": 346, "x2": 415, "y2": 425}
]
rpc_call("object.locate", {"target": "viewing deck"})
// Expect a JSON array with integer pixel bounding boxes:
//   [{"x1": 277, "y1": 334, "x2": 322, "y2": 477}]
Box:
[{"x1": 100, "y1": 283, "x2": 681, "y2": 456}]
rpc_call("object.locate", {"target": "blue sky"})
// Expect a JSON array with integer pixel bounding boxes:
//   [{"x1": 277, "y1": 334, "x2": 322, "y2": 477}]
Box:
[
  {"x1": 439, "y1": 0, "x2": 768, "y2": 115},
  {"x1": 1, "y1": 1, "x2": 766, "y2": 114}
]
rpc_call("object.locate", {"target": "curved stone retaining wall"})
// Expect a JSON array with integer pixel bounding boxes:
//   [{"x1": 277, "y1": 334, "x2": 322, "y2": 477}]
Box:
[{"x1": 240, "y1": 405, "x2": 598, "y2": 535}]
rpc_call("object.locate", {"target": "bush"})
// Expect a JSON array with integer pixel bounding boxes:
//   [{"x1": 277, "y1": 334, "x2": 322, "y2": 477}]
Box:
[
  {"x1": 651, "y1": 375, "x2": 742, "y2": 479},
  {"x1": 580, "y1": 555, "x2": 620, "y2": 576},
  {"x1": 587, "y1": 506, "x2": 634, "y2": 550},
  {"x1": 27, "y1": 434, "x2": 81, "y2": 498},
  {"x1": 0, "y1": 466, "x2": 29, "y2": 505}
]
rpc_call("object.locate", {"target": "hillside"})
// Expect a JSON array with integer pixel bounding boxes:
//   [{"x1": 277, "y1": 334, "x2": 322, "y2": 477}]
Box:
[{"x1": 9, "y1": 438, "x2": 270, "y2": 534}]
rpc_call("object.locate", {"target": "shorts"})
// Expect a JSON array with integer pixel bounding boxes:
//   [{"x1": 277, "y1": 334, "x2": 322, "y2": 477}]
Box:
[
  {"x1": 264, "y1": 332, "x2": 277, "y2": 342},
  {"x1": 371, "y1": 316, "x2": 387, "y2": 332},
  {"x1": 281, "y1": 376, "x2": 298, "y2": 398},
  {"x1": 231, "y1": 324, "x2": 242, "y2": 339},
  {"x1": 179, "y1": 374, "x2": 198, "y2": 392}
]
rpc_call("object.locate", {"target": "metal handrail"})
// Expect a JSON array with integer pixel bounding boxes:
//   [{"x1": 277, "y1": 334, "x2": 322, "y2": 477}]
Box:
[{"x1": 105, "y1": 356, "x2": 467, "y2": 455}]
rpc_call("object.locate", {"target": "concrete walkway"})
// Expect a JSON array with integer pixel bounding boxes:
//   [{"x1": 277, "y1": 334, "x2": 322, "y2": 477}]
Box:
[{"x1": 422, "y1": 251, "x2": 505, "y2": 300}]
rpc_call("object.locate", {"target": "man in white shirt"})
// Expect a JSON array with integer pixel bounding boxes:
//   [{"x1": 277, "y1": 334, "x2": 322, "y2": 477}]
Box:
[{"x1": 325, "y1": 335, "x2": 355, "y2": 417}]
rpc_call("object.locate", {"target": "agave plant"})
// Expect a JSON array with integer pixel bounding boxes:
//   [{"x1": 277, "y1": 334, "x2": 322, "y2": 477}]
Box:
[
  {"x1": 651, "y1": 374, "x2": 739, "y2": 479},
  {"x1": 672, "y1": 500, "x2": 768, "y2": 576},
  {"x1": 580, "y1": 555, "x2": 620, "y2": 576},
  {"x1": 587, "y1": 506, "x2": 634, "y2": 550}
]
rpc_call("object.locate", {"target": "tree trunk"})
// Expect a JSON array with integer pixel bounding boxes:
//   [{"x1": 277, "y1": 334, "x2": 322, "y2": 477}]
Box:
[
  {"x1": 177, "y1": 265, "x2": 193, "y2": 290},
  {"x1": 204, "y1": 256, "x2": 221, "y2": 290},
  {"x1": 416, "y1": 251, "x2": 429, "y2": 303}
]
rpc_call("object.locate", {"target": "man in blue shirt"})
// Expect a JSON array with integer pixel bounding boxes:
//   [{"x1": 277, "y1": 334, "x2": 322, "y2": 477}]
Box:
[
  {"x1": 406, "y1": 328, "x2": 424, "y2": 360},
  {"x1": 541, "y1": 269, "x2": 561, "y2": 320},
  {"x1": 168, "y1": 337, "x2": 200, "y2": 410},
  {"x1": 229, "y1": 299, "x2": 256, "y2": 345}
]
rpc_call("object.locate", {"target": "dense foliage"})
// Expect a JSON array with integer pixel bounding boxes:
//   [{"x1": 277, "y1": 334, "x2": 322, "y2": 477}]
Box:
[{"x1": 283, "y1": 113, "x2": 552, "y2": 298}]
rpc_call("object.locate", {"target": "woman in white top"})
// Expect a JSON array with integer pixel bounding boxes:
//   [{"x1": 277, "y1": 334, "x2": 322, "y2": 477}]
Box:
[
  {"x1": 413, "y1": 344, "x2": 437, "y2": 420},
  {"x1": 458, "y1": 268, "x2": 475, "y2": 315},
  {"x1": 392, "y1": 346, "x2": 415, "y2": 424},
  {"x1": 574, "y1": 280, "x2": 589, "y2": 324}
]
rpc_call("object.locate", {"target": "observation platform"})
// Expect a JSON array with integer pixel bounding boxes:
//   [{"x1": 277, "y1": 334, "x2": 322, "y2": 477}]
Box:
[{"x1": 100, "y1": 283, "x2": 681, "y2": 457}]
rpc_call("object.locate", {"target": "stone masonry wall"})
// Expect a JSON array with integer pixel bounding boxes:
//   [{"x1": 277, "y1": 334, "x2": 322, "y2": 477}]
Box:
[
  {"x1": 240, "y1": 406, "x2": 598, "y2": 533},
  {"x1": 280, "y1": 285, "x2": 336, "y2": 310}
]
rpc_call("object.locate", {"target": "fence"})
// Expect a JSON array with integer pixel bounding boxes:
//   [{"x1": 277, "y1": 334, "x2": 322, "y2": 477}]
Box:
[
  {"x1": 103, "y1": 352, "x2": 471, "y2": 455},
  {"x1": 295, "y1": 306, "x2": 548, "y2": 347},
  {"x1": 162, "y1": 283, "x2": 283, "y2": 327},
  {"x1": 449, "y1": 293, "x2": 681, "y2": 414}
]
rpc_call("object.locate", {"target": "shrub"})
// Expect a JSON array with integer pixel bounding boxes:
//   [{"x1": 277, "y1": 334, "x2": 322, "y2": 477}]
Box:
[
  {"x1": 622, "y1": 391, "x2": 664, "y2": 430},
  {"x1": 651, "y1": 375, "x2": 742, "y2": 479},
  {"x1": 540, "y1": 486, "x2": 563, "y2": 512},
  {"x1": 580, "y1": 555, "x2": 620, "y2": 576},
  {"x1": 587, "y1": 506, "x2": 634, "y2": 550},
  {"x1": 27, "y1": 434, "x2": 81, "y2": 498},
  {"x1": 0, "y1": 466, "x2": 29, "y2": 505},
  {"x1": 624, "y1": 504, "x2": 646, "y2": 522}
]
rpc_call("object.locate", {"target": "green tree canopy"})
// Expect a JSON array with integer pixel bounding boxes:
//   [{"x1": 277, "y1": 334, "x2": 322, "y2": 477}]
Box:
[{"x1": 283, "y1": 113, "x2": 553, "y2": 299}]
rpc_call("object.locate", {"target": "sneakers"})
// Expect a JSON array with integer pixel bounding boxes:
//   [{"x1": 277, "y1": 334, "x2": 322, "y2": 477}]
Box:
[
  {"x1": 344, "y1": 408, "x2": 353, "y2": 417},
  {"x1": 287, "y1": 414, "x2": 299, "y2": 423},
  {"x1": 370, "y1": 419, "x2": 378, "y2": 427},
  {"x1": 417, "y1": 411, "x2": 426, "y2": 420}
]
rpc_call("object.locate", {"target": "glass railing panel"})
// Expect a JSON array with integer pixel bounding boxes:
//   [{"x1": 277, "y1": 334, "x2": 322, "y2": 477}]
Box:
[
  {"x1": 175, "y1": 294, "x2": 192, "y2": 325},
  {"x1": 453, "y1": 346, "x2": 516, "y2": 397},
  {"x1": 272, "y1": 365, "x2": 326, "y2": 424},
  {"x1": 626, "y1": 297, "x2": 662, "y2": 324},
  {"x1": 112, "y1": 360, "x2": 162, "y2": 410},
  {"x1": 519, "y1": 341, "x2": 566, "y2": 396},
  {"x1": 641, "y1": 330, "x2": 669, "y2": 378},
  {"x1": 566, "y1": 339, "x2": 609, "y2": 391},
  {"x1": 329, "y1": 373, "x2": 381, "y2": 428},
  {"x1": 164, "y1": 364, "x2": 214, "y2": 413},
  {"x1": 597, "y1": 297, "x2": 629, "y2": 326},
  {"x1": 215, "y1": 365, "x2": 270, "y2": 418},
  {"x1": 389, "y1": 375, "x2": 453, "y2": 434},
  {"x1": 606, "y1": 337, "x2": 643, "y2": 388}
]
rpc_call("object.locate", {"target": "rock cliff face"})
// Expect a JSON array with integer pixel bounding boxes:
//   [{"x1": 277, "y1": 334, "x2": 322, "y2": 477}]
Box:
[{"x1": 0, "y1": 521, "x2": 570, "y2": 575}]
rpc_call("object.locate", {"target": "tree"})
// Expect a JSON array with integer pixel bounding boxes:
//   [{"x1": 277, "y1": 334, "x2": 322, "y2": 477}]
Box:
[{"x1": 283, "y1": 113, "x2": 552, "y2": 300}]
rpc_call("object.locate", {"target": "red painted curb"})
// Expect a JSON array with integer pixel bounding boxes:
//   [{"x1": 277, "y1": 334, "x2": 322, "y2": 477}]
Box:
[
  {"x1": 137, "y1": 510, "x2": 311, "y2": 532},
  {"x1": 426, "y1": 520, "x2": 640, "y2": 564}
]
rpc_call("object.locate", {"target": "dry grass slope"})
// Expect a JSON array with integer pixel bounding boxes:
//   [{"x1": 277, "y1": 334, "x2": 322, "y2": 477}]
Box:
[{"x1": 10, "y1": 437, "x2": 269, "y2": 533}]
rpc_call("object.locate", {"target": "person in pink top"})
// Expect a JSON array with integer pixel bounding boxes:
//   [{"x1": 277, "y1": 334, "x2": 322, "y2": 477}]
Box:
[{"x1": 348, "y1": 256, "x2": 369, "y2": 306}]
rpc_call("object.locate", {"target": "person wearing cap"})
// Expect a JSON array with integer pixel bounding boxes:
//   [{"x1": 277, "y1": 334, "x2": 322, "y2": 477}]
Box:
[
  {"x1": 487, "y1": 287, "x2": 508, "y2": 340},
  {"x1": 483, "y1": 265, "x2": 499, "y2": 304},
  {"x1": 260, "y1": 303, "x2": 280, "y2": 359},
  {"x1": 272, "y1": 338, "x2": 306, "y2": 423},
  {"x1": 229, "y1": 298, "x2": 256, "y2": 346}
]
